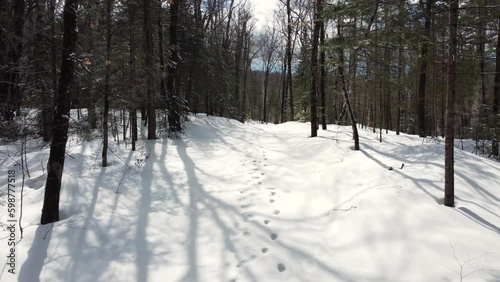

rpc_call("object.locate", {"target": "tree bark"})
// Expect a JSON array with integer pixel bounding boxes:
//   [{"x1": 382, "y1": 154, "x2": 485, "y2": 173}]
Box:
[
  {"x1": 444, "y1": 0, "x2": 458, "y2": 207},
  {"x1": 320, "y1": 19, "x2": 327, "y2": 130},
  {"x1": 102, "y1": 0, "x2": 112, "y2": 167},
  {"x1": 158, "y1": 16, "x2": 167, "y2": 108},
  {"x1": 286, "y1": 0, "x2": 294, "y2": 121},
  {"x1": 417, "y1": 0, "x2": 433, "y2": 137},
  {"x1": 128, "y1": 2, "x2": 137, "y2": 151},
  {"x1": 41, "y1": 0, "x2": 78, "y2": 224},
  {"x1": 144, "y1": 0, "x2": 156, "y2": 139},
  {"x1": 310, "y1": 0, "x2": 322, "y2": 137},
  {"x1": 396, "y1": 0, "x2": 405, "y2": 135},
  {"x1": 167, "y1": 0, "x2": 182, "y2": 133},
  {"x1": 492, "y1": 18, "x2": 500, "y2": 157}
]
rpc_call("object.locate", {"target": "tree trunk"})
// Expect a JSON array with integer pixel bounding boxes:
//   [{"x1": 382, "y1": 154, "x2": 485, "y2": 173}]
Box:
[
  {"x1": 158, "y1": 17, "x2": 167, "y2": 108},
  {"x1": 41, "y1": 0, "x2": 78, "y2": 224},
  {"x1": 144, "y1": 0, "x2": 156, "y2": 139},
  {"x1": 167, "y1": 0, "x2": 182, "y2": 133},
  {"x1": 128, "y1": 2, "x2": 137, "y2": 150},
  {"x1": 287, "y1": 0, "x2": 294, "y2": 121},
  {"x1": 492, "y1": 18, "x2": 500, "y2": 157},
  {"x1": 396, "y1": 0, "x2": 405, "y2": 135},
  {"x1": 102, "y1": 0, "x2": 112, "y2": 167},
  {"x1": 417, "y1": 0, "x2": 433, "y2": 137},
  {"x1": 320, "y1": 19, "x2": 327, "y2": 130},
  {"x1": 444, "y1": 0, "x2": 458, "y2": 207},
  {"x1": 280, "y1": 58, "x2": 287, "y2": 123},
  {"x1": 310, "y1": 0, "x2": 322, "y2": 137},
  {"x1": 263, "y1": 72, "x2": 269, "y2": 123}
]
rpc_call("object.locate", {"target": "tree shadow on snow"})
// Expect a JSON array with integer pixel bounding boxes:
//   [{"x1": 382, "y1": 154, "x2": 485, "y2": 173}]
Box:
[
  {"x1": 18, "y1": 225, "x2": 52, "y2": 282},
  {"x1": 359, "y1": 144, "x2": 440, "y2": 202},
  {"x1": 173, "y1": 137, "x2": 359, "y2": 282},
  {"x1": 456, "y1": 207, "x2": 500, "y2": 234}
]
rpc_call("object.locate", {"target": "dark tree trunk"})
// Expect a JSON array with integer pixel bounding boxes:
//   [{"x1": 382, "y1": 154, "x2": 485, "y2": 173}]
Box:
[
  {"x1": 310, "y1": 0, "x2": 322, "y2": 137},
  {"x1": 144, "y1": 0, "x2": 156, "y2": 139},
  {"x1": 158, "y1": 17, "x2": 167, "y2": 107},
  {"x1": 41, "y1": 0, "x2": 78, "y2": 224},
  {"x1": 128, "y1": 2, "x2": 137, "y2": 151},
  {"x1": 396, "y1": 0, "x2": 405, "y2": 135},
  {"x1": 131, "y1": 110, "x2": 137, "y2": 151},
  {"x1": 86, "y1": 2, "x2": 97, "y2": 129},
  {"x1": 444, "y1": 0, "x2": 458, "y2": 207},
  {"x1": 102, "y1": 0, "x2": 112, "y2": 167},
  {"x1": 287, "y1": 0, "x2": 294, "y2": 121},
  {"x1": 492, "y1": 19, "x2": 500, "y2": 157},
  {"x1": 417, "y1": 0, "x2": 433, "y2": 137},
  {"x1": 167, "y1": 0, "x2": 182, "y2": 133},
  {"x1": 280, "y1": 59, "x2": 287, "y2": 123},
  {"x1": 320, "y1": 19, "x2": 327, "y2": 130}
]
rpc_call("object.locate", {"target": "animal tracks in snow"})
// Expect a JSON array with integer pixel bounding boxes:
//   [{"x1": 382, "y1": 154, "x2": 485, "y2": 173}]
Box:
[{"x1": 233, "y1": 150, "x2": 287, "y2": 275}]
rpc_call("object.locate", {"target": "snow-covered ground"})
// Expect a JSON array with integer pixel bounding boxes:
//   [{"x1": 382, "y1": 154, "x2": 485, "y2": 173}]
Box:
[{"x1": 1, "y1": 114, "x2": 499, "y2": 282}]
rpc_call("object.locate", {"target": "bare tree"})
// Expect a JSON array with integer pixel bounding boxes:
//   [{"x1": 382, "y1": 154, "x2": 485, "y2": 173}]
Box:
[
  {"x1": 310, "y1": 0, "x2": 322, "y2": 137},
  {"x1": 102, "y1": 0, "x2": 113, "y2": 166},
  {"x1": 444, "y1": 0, "x2": 458, "y2": 207},
  {"x1": 41, "y1": 0, "x2": 79, "y2": 224},
  {"x1": 144, "y1": 0, "x2": 156, "y2": 139},
  {"x1": 417, "y1": 0, "x2": 433, "y2": 137}
]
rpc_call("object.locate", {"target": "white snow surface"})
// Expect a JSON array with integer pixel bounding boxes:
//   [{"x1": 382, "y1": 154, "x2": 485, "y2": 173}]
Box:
[{"x1": 1, "y1": 114, "x2": 500, "y2": 282}]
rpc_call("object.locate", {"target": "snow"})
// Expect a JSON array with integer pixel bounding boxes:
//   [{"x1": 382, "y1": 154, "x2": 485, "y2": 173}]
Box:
[{"x1": 1, "y1": 114, "x2": 500, "y2": 282}]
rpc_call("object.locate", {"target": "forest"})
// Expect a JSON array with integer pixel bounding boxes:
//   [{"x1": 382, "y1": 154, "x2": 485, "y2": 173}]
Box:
[{"x1": 0, "y1": 0, "x2": 500, "y2": 281}]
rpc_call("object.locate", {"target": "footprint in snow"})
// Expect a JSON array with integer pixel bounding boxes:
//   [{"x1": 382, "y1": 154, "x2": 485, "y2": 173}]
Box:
[
  {"x1": 269, "y1": 199, "x2": 275, "y2": 203},
  {"x1": 240, "y1": 203, "x2": 252, "y2": 209},
  {"x1": 273, "y1": 210, "x2": 280, "y2": 215},
  {"x1": 277, "y1": 263, "x2": 286, "y2": 272},
  {"x1": 261, "y1": 172, "x2": 265, "y2": 175},
  {"x1": 261, "y1": 247, "x2": 268, "y2": 253},
  {"x1": 271, "y1": 233, "x2": 278, "y2": 240},
  {"x1": 270, "y1": 192, "x2": 276, "y2": 196},
  {"x1": 264, "y1": 220, "x2": 270, "y2": 225}
]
